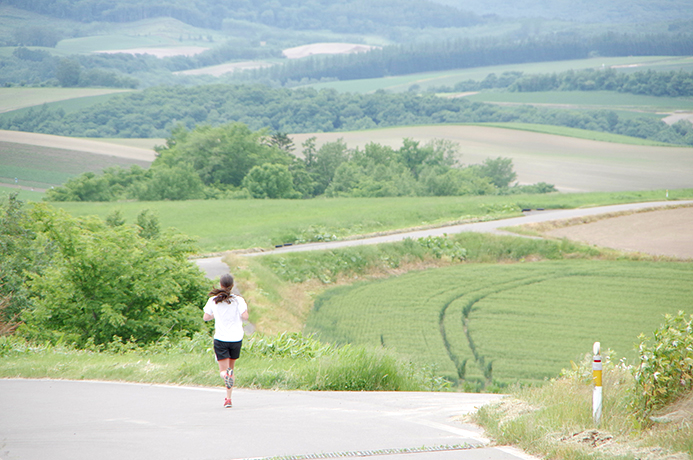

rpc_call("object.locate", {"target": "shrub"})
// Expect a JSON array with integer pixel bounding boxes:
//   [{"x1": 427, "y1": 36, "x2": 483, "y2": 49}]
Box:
[
  {"x1": 18, "y1": 204, "x2": 209, "y2": 346},
  {"x1": 633, "y1": 311, "x2": 693, "y2": 421}
]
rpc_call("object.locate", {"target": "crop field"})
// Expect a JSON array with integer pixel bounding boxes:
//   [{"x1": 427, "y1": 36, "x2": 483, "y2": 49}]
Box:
[
  {"x1": 54, "y1": 20, "x2": 219, "y2": 55},
  {"x1": 0, "y1": 141, "x2": 151, "y2": 189},
  {"x1": 305, "y1": 56, "x2": 693, "y2": 94},
  {"x1": 305, "y1": 260, "x2": 693, "y2": 385},
  {"x1": 0, "y1": 88, "x2": 133, "y2": 113},
  {"x1": 0, "y1": 130, "x2": 156, "y2": 161},
  {"x1": 85, "y1": 138, "x2": 166, "y2": 149},
  {"x1": 291, "y1": 124, "x2": 693, "y2": 192},
  {"x1": 464, "y1": 90, "x2": 693, "y2": 112}
]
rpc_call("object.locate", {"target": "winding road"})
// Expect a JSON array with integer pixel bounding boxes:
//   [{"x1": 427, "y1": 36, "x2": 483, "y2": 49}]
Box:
[{"x1": 194, "y1": 200, "x2": 692, "y2": 278}]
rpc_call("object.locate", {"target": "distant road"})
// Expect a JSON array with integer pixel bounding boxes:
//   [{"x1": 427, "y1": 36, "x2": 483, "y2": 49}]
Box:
[{"x1": 194, "y1": 200, "x2": 692, "y2": 277}]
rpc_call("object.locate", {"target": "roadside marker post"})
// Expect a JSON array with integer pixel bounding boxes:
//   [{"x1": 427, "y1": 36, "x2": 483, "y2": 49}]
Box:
[{"x1": 592, "y1": 341, "x2": 602, "y2": 426}]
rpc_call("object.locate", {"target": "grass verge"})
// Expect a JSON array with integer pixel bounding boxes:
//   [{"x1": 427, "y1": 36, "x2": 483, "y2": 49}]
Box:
[
  {"x1": 0, "y1": 332, "x2": 448, "y2": 392},
  {"x1": 473, "y1": 354, "x2": 693, "y2": 460}
]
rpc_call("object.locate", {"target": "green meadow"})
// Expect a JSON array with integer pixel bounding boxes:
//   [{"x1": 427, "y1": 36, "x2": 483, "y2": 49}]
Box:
[
  {"x1": 305, "y1": 260, "x2": 693, "y2": 386},
  {"x1": 52, "y1": 189, "x2": 693, "y2": 253},
  {"x1": 476, "y1": 123, "x2": 674, "y2": 146}
]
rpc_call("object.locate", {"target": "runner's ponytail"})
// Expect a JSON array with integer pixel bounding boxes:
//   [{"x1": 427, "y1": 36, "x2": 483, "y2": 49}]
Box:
[{"x1": 209, "y1": 273, "x2": 235, "y2": 304}]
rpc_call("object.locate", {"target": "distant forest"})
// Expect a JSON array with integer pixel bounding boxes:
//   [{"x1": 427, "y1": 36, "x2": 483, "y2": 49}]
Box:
[
  {"x1": 438, "y1": 0, "x2": 693, "y2": 24},
  {"x1": 3, "y1": 0, "x2": 480, "y2": 33},
  {"x1": 3, "y1": 31, "x2": 692, "y2": 90},
  {"x1": 2, "y1": 84, "x2": 692, "y2": 145},
  {"x1": 432, "y1": 68, "x2": 693, "y2": 98}
]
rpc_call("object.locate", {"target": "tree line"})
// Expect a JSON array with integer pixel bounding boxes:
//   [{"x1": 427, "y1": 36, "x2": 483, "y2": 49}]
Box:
[
  {"x1": 1, "y1": 41, "x2": 281, "y2": 88},
  {"x1": 236, "y1": 32, "x2": 693, "y2": 85},
  {"x1": 2, "y1": 48, "x2": 141, "y2": 88},
  {"x1": 44, "y1": 122, "x2": 555, "y2": 202},
  {"x1": 5, "y1": 0, "x2": 480, "y2": 35},
  {"x1": 431, "y1": 68, "x2": 693, "y2": 98},
  {"x1": 2, "y1": 84, "x2": 692, "y2": 146}
]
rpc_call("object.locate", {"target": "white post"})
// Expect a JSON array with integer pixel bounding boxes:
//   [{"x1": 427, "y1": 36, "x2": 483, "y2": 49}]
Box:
[{"x1": 592, "y1": 341, "x2": 602, "y2": 426}]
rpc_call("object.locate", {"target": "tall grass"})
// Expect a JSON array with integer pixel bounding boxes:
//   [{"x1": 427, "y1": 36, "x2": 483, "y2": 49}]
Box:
[{"x1": 0, "y1": 332, "x2": 448, "y2": 391}]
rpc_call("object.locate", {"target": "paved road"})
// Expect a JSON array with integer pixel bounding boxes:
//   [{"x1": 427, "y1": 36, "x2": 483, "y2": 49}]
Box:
[
  {"x1": 195, "y1": 200, "x2": 692, "y2": 277},
  {"x1": 0, "y1": 379, "x2": 535, "y2": 460}
]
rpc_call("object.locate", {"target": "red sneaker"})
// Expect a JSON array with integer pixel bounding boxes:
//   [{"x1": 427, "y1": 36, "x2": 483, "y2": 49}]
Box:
[{"x1": 224, "y1": 398, "x2": 232, "y2": 408}]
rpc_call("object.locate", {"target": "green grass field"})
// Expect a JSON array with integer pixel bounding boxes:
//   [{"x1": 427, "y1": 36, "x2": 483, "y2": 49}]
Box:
[
  {"x1": 0, "y1": 88, "x2": 133, "y2": 114},
  {"x1": 304, "y1": 56, "x2": 693, "y2": 94},
  {"x1": 474, "y1": 123, "x2": 674, "y2": 146},
  {"x1": 0, "y1": 185, "x2": 44, "y2": 201},
  {"x1": 49, "y1": 189, "x2": 693, "y2": 253},
  {"x1": 305, "y1": 260, "x2": 693, "y2": 385},
  {"x1": 464, "y1": 90, "x2": 693, "y2": 112}
]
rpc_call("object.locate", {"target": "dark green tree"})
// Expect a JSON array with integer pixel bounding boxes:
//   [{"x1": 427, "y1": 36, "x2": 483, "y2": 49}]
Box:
[
  {"x1": 56, "y1": 58, "x2": 81, "y2": 87},
  {"x1": 135, "y1": 209, "x2": 160, "y2": 240},
  {"x1": 477, "y1": 157, "x2": 518, "y2": 189},
  {"x1": 44, "y1": 172, "x2": 114, "y2": 201},
  {"x1": 21, "y1": 204, "x2": 208, "y2": 346},
  {"x1": 131, "y1": 164, "x2": 206, "y2": 201},
  {"x1": 155, "y1": 123, "x2": 292, "y2": 188},
  {"x1": 0, "y1": 194, "x2": 53, "y2": 323},
  {"x1": 242, "y1": 163, "x2": 301, "y2": 199}
]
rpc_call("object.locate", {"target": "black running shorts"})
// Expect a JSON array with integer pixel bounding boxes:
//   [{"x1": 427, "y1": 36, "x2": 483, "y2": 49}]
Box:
[{"x1": 213, "y1": 339, "x2": 242, "y2": 360}]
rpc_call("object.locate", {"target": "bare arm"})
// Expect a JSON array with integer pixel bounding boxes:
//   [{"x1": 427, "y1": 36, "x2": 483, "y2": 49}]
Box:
[
  {"x1": 203, "y1": 312, "x2": 214, "y2": 321},
  {"x1": 241, "y1": 309, "x2": 249, "y2": 321}
]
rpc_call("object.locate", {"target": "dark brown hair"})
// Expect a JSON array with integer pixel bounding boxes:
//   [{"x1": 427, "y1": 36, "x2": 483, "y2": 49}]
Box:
[{"x1": 209, "y1": 273, "x2": 234, "y2": 304}]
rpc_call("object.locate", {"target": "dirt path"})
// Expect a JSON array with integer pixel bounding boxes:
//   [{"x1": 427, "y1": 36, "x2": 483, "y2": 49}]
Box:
[{"x1": 545, "y1": 206, "x2": 693, "y2": 259}]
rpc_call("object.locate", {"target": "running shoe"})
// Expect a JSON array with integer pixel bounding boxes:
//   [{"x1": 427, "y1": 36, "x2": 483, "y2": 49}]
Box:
[
  {"x1": 224, "y1": 368, "x2": 234, "y2": 389},
  {"x1": 224, "y1": 398, "x2": 232, "y2": 408}
]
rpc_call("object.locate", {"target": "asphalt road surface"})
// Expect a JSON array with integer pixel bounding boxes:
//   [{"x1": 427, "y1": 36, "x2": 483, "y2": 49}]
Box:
[
  {"x1": 0, "y1": 379, "x2": 536, "y2": 460},
  {"x1": 194, "y1": 200, "x2": 691, "y2": 278}
]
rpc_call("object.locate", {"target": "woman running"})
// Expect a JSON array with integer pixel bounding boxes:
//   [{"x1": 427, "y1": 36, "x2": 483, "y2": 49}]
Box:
[{"x1": 203, "y1": 273, "x2": 249, "y2": 408}]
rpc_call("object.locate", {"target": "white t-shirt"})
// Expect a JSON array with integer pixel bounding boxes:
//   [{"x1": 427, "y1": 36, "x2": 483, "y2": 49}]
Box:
[{"x1": 203, "y1": 294, "x2": 248, "y2": 342}]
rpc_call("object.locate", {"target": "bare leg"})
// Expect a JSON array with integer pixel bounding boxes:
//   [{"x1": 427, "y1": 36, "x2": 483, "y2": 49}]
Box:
[{"x1": 217, "y1": 358, "x2": 237, "y2": 401}]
